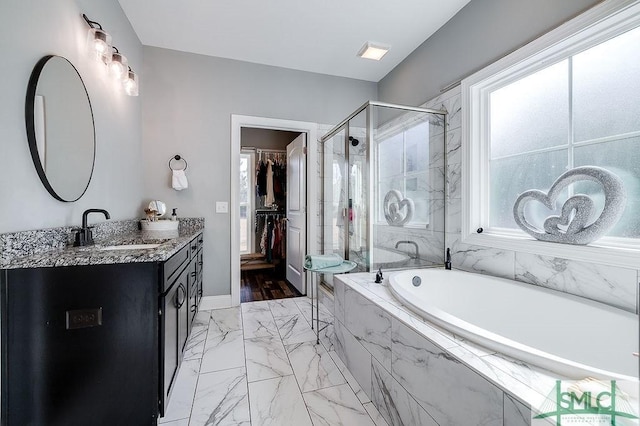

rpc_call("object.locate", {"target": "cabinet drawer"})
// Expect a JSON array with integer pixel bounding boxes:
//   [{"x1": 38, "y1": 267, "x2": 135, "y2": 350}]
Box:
[
  {"x1": 162, "y1": 244, "x2": 190, "y2": 292},
  {"x1": 196, "y1": 233, "x2": 204, "y2": 252},
  {"x1": 188, "y1": 237, "x2": 199, "y2": 261}
]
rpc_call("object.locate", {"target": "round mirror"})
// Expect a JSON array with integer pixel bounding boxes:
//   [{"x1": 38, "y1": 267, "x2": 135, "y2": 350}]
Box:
[{"x1": 25, "y1": 55, "x2": 95, "y2": 202}]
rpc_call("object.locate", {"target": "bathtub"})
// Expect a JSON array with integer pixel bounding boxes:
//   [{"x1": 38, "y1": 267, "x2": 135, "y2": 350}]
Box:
[
  {"x1": 350, "y1": 247, "x2": 410, "y2": 269},
  {"x1": 389, "y1": 268, "x2": 639, "y2": 381}
]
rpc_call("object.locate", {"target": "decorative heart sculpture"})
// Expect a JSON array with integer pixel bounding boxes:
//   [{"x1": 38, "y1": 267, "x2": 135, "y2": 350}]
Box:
[
  {"x1": 513, "y1": 166, "x2": 626, "y2": 245},
  {"x1": 543, "y1": 195, "x2": 594, "y2": 236},
  {"x1": 383, "y1": 190, "x2": 414, "y2": 226}
]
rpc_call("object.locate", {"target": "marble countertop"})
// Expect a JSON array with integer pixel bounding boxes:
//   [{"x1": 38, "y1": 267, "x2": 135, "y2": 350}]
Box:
[{"x1": 1, "y1": 227, "x2": 203, "y2": 270}]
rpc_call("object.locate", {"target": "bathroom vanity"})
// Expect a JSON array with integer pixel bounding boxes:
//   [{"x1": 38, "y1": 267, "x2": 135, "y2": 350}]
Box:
[{"x1": 0, "y1": 219, "x2": 204, "y2": 425}]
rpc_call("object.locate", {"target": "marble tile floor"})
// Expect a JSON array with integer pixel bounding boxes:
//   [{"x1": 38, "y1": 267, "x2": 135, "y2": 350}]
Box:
[{"x1": 158, "y1": 297, "x2": 388, "y2": 426}]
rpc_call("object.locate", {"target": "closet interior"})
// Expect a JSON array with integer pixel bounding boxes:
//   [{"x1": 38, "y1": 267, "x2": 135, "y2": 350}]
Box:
[{"x1": 239, "y1": 128, "x2": 302, "y2": 302}]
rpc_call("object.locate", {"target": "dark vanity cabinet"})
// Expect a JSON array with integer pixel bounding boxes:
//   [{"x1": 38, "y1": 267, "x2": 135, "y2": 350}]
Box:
[
  {"x1": 1, "y1": 231, "x2": 204, "y2": 425},
  {"x1": 158, "y1": 232, "x2": 203, "y2": 416},
  {"x1": 1, "y1": 263, "x2": 159, "y2": 425}
]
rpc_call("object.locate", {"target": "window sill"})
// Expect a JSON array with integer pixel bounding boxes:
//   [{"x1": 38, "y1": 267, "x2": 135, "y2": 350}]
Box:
[{"x1": 462, "y1": 232, "x2": 640, "y2": 269}]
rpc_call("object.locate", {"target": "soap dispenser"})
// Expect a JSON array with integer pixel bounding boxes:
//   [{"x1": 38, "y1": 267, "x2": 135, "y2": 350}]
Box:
[{"x1": 171, "y1": 208, "x2": 178, "y2": 221}]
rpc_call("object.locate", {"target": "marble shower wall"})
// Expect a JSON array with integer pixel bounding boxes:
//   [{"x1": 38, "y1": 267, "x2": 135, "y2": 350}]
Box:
[{"x1": 434, "y1": 86, "x2": 639, "y2": 313}]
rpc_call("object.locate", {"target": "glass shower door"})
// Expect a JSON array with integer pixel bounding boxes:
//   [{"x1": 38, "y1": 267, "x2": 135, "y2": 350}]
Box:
[
  {"x1": 323, "y1": 127, "x2": 347, "y2": 261},
  {"x1": 347, "y1": 110, "x2": 369, "y2": 272}
]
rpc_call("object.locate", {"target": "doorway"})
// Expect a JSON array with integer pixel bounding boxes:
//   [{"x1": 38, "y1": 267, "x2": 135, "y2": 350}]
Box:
[
  {"x1": 239, "y1": 129, "x2": 300, "y2": 302},
  {"x1": 230, "y1": 115, "x2": 318, "y2": 306}
]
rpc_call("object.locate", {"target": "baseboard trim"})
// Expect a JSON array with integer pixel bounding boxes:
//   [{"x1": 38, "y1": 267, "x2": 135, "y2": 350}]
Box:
[{"x1": 199, "y1": 295, "x2": 233, "y2": 310}]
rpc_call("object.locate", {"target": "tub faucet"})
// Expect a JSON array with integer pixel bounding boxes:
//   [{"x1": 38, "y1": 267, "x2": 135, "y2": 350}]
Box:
[
  {"x1": 74, "y1": 209, "x2": 110, "y2": 247},
  {"x1": 395, "y1": 240, "x2": 419, "y2": 259},
  {"x1": 375, "y1": 267, "x2": 383, "y2": 284},
  {"x1": 445, "y1": 248, "x2": 452, "y2": 270}
]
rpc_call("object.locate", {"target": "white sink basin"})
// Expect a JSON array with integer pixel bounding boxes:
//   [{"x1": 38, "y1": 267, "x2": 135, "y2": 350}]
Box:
[{"x1": 99, "y1": 244, "x2": 161, "y2": 251}]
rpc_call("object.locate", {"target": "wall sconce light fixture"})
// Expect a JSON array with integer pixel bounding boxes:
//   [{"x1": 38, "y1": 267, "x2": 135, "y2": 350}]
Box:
[
  {"x1": 108, "y1": 47, "x2": 128, "y2": 81},
  {"x1": 84, "y1": 16, "x2": 112, "y2": 63},
  {"x1": 82, "y1": 13, "x2": 139, "y2": 96},
  {"x1": 124, "y1": 67, "x2": 139, "y2": 96}
]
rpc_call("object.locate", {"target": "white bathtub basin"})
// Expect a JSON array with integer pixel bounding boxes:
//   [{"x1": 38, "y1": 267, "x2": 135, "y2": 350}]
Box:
[{"x1": 389, "y1": 268, "x2": 639, "y2": 380}]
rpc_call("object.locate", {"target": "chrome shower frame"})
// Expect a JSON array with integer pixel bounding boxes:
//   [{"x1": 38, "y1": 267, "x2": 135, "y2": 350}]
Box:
[{"x1": 319, "y1": 101, "x2": 448, "y2": 271}]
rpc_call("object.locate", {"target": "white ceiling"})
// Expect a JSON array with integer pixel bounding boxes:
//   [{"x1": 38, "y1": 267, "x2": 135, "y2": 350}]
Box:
[{"x1": 117, "y1": 0, "x2": 471, "y2": 82}]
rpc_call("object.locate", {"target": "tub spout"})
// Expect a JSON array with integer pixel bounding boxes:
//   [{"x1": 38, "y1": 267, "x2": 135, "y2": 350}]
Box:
[
  {"x1": 375, "y1": 267, "x2": 383, "y2": 284},
  {"x1": 395, "y1": 240, "x2": 419, "y2": 259},
  {"x1": 445, "y1": 248, "x2": 452, "y2": 270}
]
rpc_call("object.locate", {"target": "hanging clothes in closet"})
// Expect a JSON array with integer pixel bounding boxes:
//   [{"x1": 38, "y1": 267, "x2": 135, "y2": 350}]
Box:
[
  {"x1": 257, "y1": 213, "x2": 286, "y2": 263},
  {"x1": 255, "y1": 152, "x2": 286, "y2": 208},
  {"x1": 266, "y1": 160, "x2": 275, "y2": 206}
]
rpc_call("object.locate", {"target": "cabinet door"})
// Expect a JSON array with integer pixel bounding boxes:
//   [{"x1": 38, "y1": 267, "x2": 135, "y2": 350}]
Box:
[
  {"x1": 162, "y1": 280, "x2": 179, "y2": 409},
  {"x1": 188, "y1": 257, "x2": 197, "y2": 332},
  {"x1": 175, "y1": 267, "x2": 189, "y2": 354},
  {"x1": 196, "y1": 248, "x2": 203, "y2": 307},
  {"x1": 3, "y1": 263, "x2": 158, "y2": 425}
]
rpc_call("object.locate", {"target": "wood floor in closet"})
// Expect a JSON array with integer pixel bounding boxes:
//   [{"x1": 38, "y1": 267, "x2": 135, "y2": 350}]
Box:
[{"x1": 240, "y1": 269, "x2": 303, "y2": 303}]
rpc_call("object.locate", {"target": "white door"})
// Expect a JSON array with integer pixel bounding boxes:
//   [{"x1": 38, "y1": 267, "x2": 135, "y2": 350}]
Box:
[{"x1": 286, "y1": 134, "x2": 306, "y2": 294}]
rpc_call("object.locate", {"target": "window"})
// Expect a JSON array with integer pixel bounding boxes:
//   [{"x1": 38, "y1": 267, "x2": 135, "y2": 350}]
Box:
[
  {"x1": 239, "y1": 152, "x2": 254, "y2": 254},
  {"x1": 376, "y1": 120, "x2": 430, "y2": 227},
  {"x1": 463, "y1": 1, "x2": 640, "y2": 265}
]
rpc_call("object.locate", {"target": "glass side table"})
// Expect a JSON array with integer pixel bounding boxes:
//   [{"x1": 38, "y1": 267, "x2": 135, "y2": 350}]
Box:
[{"x1": 304, "y1": 260, "x2": 357, "y2": 344}]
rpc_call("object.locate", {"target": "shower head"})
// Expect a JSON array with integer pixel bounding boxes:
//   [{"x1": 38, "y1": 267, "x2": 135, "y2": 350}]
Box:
[{"x1": 349, "y1": 136, "x2": 360, "y2": 146}]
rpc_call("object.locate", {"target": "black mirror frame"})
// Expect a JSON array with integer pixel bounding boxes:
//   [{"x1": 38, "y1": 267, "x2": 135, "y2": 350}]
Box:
[{"x1": 25, "y1": 55, "x2": 96, "y2": 202}]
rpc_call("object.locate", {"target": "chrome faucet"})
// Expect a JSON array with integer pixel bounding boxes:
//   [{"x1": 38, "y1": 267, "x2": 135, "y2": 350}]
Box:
[
  {"x1": 395, "y1": 240, "x2": 419, "y2": 259},
  {"x1": 74, "y1": 209, "x2": 110, "y2": 246},
  {"x1": 375, "y1": 267, "x2": 383, "y2": 283}
]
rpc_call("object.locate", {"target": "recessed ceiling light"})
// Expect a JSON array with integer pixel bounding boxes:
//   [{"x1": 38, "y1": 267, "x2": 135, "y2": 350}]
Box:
[{"x1": 356, "y1": 41, "x2": 390, "y2": 61}]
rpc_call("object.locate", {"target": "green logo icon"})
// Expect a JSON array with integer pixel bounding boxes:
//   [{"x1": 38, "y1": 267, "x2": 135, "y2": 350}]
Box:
[{"x1": 534, "y1": 379, "x2": 638, "y2": 425}]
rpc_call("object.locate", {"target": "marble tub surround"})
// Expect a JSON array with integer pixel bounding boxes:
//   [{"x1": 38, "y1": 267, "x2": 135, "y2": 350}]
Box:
[
  {"x1": 0, "y1": 218, "x2": 204, "y2": 269},
  {"x1": 332, "y1": 272, "x2": 639, "y2": 426},
  {"x1": 514, "y1": 252, "x2": 637, "y2": 312}
]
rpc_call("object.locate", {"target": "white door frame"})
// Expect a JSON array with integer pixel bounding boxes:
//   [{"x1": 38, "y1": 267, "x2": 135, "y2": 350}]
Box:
[{"x1": 230, "y1": 115, "x2": 318, "y2": 306}]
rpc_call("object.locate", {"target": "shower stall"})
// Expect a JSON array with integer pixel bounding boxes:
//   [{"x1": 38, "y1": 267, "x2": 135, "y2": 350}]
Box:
[{"x1": 320, "y1": 101, "x2": 448, "y2": 278}]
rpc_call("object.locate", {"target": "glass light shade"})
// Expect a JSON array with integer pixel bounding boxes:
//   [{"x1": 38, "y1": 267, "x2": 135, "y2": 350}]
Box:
[
  {"x1": 108, "y1": 51, "x2": 128, "y2": 81},
  {"x1": 123, "y1": 69, "x2": 139, "y2": 96},
  {"x1": 87, "y1": 28, "x2": 112, "y2": 63}
]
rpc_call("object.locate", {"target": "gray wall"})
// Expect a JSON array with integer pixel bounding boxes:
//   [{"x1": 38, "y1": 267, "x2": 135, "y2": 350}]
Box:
[
  {"x1": 0, "y1": 0, "x2": 143, "y2": 233},
  {"x1": 142, "y1": 46, "x2": 377, "y2": 296},
  {"x1": 378, "y1": 0, "x2": 601, "y2": 106}
]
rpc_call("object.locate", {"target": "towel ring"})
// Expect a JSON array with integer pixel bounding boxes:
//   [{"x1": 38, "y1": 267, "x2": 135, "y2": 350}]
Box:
[{"x1": 169, "y1": 155, "x2": 188, "y2": 171}]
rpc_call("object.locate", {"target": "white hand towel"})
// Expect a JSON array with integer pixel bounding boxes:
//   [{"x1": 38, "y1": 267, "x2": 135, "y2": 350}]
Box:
[{"x1": 172, "y1": 169, "x2": 189, "y2": 191}]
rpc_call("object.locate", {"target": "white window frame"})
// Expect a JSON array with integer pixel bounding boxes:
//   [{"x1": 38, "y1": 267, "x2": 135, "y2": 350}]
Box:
[
  {"x1": 462, "y1": 0, "x2": 640, "y2": 268},
  {"x1": 239, "y1": 151, "x2": 255, "y2": 255}
]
